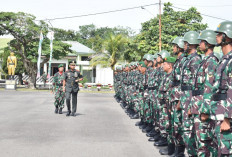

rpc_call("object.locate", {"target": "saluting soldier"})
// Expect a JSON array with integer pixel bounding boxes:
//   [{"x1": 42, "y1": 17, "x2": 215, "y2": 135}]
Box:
[{"x1": 63, "y1": 61, "x2": 83, "y2": 117}]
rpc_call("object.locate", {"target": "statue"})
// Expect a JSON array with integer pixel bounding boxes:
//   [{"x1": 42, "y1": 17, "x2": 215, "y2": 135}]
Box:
[{"x1": 7, "y1": 52, "x2": 17, "y2": 80}]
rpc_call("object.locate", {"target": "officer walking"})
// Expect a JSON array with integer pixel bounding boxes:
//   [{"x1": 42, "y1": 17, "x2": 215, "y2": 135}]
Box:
[
  {"x1": 63, "y1": 61, "x2": 83, "y2": 117},
  {"x1": 52, "y1": 64, "x2": 65, "y2": 114}
]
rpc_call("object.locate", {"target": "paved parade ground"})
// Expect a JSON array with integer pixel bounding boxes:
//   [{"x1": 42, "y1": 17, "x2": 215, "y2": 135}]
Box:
[{"x1": 0, "y1": 90, "x2": 161, "y2": 157}]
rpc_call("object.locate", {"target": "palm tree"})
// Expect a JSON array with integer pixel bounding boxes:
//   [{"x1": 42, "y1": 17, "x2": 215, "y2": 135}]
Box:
[{"x1": 90, "y1": 34, "x2": 128, "y2": 70}]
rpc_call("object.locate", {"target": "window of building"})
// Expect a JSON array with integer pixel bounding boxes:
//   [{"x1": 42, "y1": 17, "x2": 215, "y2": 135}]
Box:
[{"x1": 81, "y1": 56, "x2": 89, "y2": 61}]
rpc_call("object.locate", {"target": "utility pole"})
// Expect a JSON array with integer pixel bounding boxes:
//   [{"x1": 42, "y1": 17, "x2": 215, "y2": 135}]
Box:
[{"x1": 159, "y1": 0, "x2": 162, "y2": 52}]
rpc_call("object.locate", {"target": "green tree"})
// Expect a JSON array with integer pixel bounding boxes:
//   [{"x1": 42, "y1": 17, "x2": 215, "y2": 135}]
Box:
[
  {"x1": 126, "y1": 2, "x2": 207, "y2": 60},
  {"x1": 0, "y1": 12, "x2": 73, "y2": 88},
  {"x1": 90, "y1": 34, "x2": 128, "y2": 70}
]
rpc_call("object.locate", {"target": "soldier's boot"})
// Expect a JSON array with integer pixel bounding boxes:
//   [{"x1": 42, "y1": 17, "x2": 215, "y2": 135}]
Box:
[
  {"x1": 131, "y1": 113, "x2": 139, "y2": 119},
  {"x1": 159, "y1": 143, "x2": 175, "y2": 155},
  {"x1": 170, "y1": 145, "x2": 185, "y2": 157},
  {"x1": 139, "y1": 122, "x2": 148, "y2": 129},
  {"x1": 54, "y1": 106, "x2": 58, "y2": 114},
  {"x1": 71, "y1": 112, "x2": 76, "y2": 117},
  {"x1": 154, "y1": 136, "x2": 168, "y2": 146},
  {"x1": 146, "y1": 129, "x2": 159, "y2": 137},
  {"x1": 66, "y1": 111, "x2": 71, "y2": 117},
  {"x1": 59, "y1": 108, "x2": 63, "y2": 114},
  {"x1": 142, "y1": 123, "x2": 153, "y2": 133},
  {"x1": 153, "y1": 132, "x2": 161, "y2": 142},
  {"x1": 135, "y1": 119, "x2": 143, "y2": 126}
]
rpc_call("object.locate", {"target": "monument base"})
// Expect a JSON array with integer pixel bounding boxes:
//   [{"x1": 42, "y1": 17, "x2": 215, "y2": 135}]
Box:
[{"x1": 5, "y1": 80, "x2": 16, "y2": 90}]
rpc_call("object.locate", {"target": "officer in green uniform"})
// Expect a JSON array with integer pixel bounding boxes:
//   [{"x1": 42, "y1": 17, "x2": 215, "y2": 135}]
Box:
[
  {"x1": 52, "y1": 64, "x2": 65, "y2": 114},
  {"x1": 63, "y1": 61, "x2": 83, "y2": 117}
]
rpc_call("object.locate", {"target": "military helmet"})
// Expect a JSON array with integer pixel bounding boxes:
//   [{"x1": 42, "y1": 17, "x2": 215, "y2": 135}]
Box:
[
  {"x1": 183, "y1": 31, "x2": 200, "y2": 45},
  {"x1": 153, "y1": 53, "x2": 158, "y2": 59},
  {"x1": 143, "y1": 54, "x2": 149, "y2": 60},
  {"x1": 198, "y1": 30, "x2": 217, "y2": 45},
  {"x1": 215, "y1": 21, "x2": 232, "y2": 39},
  {"x1": 172, "y1": 37, "x2": 184, "y2": 49},
  {"x1": 146, "y1": 54, "x2": 154, "y2": 61},
  {"x1": 134, "y1": 62, "x2": 139, "y2": 67},
  {"x1": 158, "y1": 50, "x2": 170, "y2": 59}
]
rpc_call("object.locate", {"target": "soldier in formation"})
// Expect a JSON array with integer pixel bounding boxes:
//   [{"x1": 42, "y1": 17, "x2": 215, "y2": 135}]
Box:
[{"x1": 114, "y1": 20, "x2": 232, "y2": 157}]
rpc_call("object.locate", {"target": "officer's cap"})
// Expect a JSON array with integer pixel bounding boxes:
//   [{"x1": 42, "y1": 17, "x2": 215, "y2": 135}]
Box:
[{"x1": 69, "y1": 60, "x2": 76, "y2": 66}]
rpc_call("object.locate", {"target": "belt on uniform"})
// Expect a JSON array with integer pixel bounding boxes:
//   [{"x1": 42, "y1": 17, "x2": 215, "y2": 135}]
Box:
[
  {"x1": 144, "y1": 85, "x2": 148, "y2": 90},
  {"x1": 160, "y1": 99, "x2": 167, "y2": 105},
  {"x1": 148, "y1": 87, "x2": 157, "y2": 90},
  {"x1": 181, "y1": 85, "x2": 192, "y2": 91},
  {"x1": 9, "y1": 63, "x2": 15, "y2": 65},
  {"x1": 56, "y1": 84, "x2": 63, "y2": 86},
  {"x1": 211, "y1": 93, "x2": 227, "y2": 101},
  {"x1": 171, "y1": 80, "x2": 180, "y2": 87},
  {"x1": 192, "y1": 90, "x2": 204, "y2": 96}
]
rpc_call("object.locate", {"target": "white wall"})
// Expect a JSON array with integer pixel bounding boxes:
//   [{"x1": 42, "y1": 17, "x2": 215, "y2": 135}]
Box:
[{"x1": 95, "y1": 65, "x2": 113, "y2": 85}]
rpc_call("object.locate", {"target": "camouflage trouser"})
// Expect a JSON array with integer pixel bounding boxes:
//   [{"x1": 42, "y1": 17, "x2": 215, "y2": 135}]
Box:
[
  {"x1": 172, "y1": 100, "x2": 185, "y2": 146},
  {"x1": 54, "y1": 87, "x2": 65, "y2": 108},
  {"x1": 193, "y1": 115, "x2": 218, "y2": 157},
  {"x1": 159, "y1": 104, "x2": 169, "y2": 139},
  {"x1": 137, "y1": 91, "x2": 144, "y2": 119},
  {"x1": 154, "y1": 93, "x2": 160, "y2": 131},
  {"x1": 126, "y1": 85, "x2": 133, "y2": 107},
  {"x1": 214, "y1": 120, "x2": 232, "y2": 157},
  {"x1": 181, "y1": 91, "x2": 197, "y2": 156},
  {"x1": 144, "y1": 92, "x2": 152, "y2": 123}
]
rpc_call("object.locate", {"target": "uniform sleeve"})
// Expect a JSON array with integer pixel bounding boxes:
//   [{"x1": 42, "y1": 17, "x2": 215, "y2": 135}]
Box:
[
  {"x1": 200, "y1": 59, "x2": 218, "y2": 114},
  {"x1": 224, "y1": 62, "x2": 232, "y2": 119}
]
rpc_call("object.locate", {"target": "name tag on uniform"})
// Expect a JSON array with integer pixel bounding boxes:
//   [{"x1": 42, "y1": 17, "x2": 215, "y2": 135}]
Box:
[
  {"x1": 68, "y1": 72, "x2": 71, "y2": 79},
  {"x1": 74, "y1": 72, "x2": 78, "y2": 77}
]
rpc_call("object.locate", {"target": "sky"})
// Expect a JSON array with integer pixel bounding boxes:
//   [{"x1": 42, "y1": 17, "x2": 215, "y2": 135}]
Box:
[{"x1": 0, "y1": 0, "x2": 231, "y2": 35}]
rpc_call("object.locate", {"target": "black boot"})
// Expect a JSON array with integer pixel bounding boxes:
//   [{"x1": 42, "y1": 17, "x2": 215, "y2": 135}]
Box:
[
  {"x1": 131, "y1": 113, "x2": 139, "y2": 119},
  {"x1": 135, "y1": 120, "x2": 143, "y2": 126},
  {"x1": 170, "y1": 145, "x2": 185, "y2": 157},
  {"x1": 153, "y1": 132, "x2": 161, "y2": 141},
  {"x1": 154, "y1": 136, "x2": 168, "y2": 146},
  {"x1": 139, "y1": 122, "x2": 148, "y2": 129},
  {"x1": 148, "y1": 137, "x2": 156, "y2": 142},
  {"x1": 66, "y1": 111, "x2": 71, "y2": 116},
  {"x1": 54, "y1": 107, "x2": 58, "y2": 114},
  {"x1": 146, "y1": 130, "x2": 159, "y2": 137},
  {"x1": 71, "y1": 112, "x2": 76, "y2": 117},
  {"x1": 59, "y1": 108, "x2": 63, "y2": 114},
  {"x1": 142, "y1": 124, "x2": 153, "y2": 133},
  {"x1": 159, "y1": 143, "x2": 175, "y2": 155}
]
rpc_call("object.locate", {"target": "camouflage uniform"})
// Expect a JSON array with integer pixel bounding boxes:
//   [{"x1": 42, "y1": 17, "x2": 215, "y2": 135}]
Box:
[
  {"x1": 170, "y1": 53, "x2": 186, "y2": 147},
  {"x1": 180, "y1": 52, "x2": 202, "y2": 156},
  {"x1": 144, "y1": 66, "x2": 153, "y2": 124},
  {"x1": 191, "y1": 52, "x2": 218, "y2": 157},
  {"x1": 148, "y1": 68, "x2": 157, "y2": 126},
  {"x1": 159, "y1": 71, "x2": 173, "y2": 144},
  {"x1": 206, "y1": 51, "x2": 232, "y2": 156},
  {"x1": 53, "y1": 72, "x2": 65, "y2": 109}
]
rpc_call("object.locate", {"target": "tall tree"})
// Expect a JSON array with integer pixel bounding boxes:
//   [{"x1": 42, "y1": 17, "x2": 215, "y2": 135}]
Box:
[
  {"x1": 90, "y1": 34, "x2": 128, "y2": 70},
  {"x1": 0, "y1": 12, "x2": 73, "y2": 88},
  {"x1": 125, "y1": 2, "x2": 207, "y2": 61}
]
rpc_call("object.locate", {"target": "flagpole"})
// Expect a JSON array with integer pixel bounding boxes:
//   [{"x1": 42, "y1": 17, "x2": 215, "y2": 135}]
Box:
[{"x1": 37, "y1": 31, "x2": 43, "y2": 79}]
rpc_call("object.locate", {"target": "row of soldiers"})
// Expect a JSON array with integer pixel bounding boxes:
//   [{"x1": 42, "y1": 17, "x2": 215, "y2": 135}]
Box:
[{"x1": 114, "y1": 21, "x2": 232, "y2": 157}]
